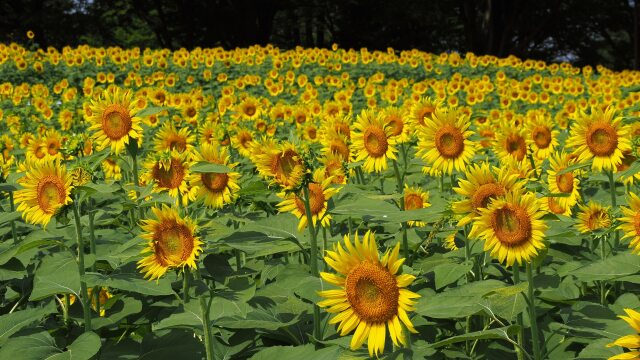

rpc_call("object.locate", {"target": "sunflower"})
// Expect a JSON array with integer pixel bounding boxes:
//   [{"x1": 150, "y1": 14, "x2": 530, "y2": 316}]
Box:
[
  {"x1": 321, "y1": 153, "x2": 348, "y2": 185},
  {"x1": 102, "y1": 158, "x2": 122, "y2": 180},
  {"x1": 382, "y1": 107, "x2": 411, "y2": 143},
  {"x1": 416, "y1": 107, "x2": 476, "y2": 175},
  {"x1": 617, "y1": 151, "x2": 640, "y2": 186},
  {"x1": 231, "y1": 128, "x2": 255, "y2": 158},
  {"x1": 153, "y1": 122, "x2": 195, "y2": 155},
  {"x1": 88, "y1": 87, "x2": 143, "y2": 155},
  {"x1": 494, "y1": 121, "x2": 528, "y2": 163},
  {"x1": 277, "y1": 170, "x2": 339, "y2": 231},
  {"x1": 143, "y1": 151, "x2": 196, "y2": 206},
  {"x1": 409, "y1": 96, "x2": 440, "y2": 130},
  {"x1": 137, "y1": 205, "x2": 203, "y2": 280},
  {"x1": 547, "y1": 151, "x2": 581, "y2": 208},
  {"x1": 606, "y1": 308, "x2": 640, "y2": 359},
  {"x1": 566, "y1": 106, "x2": 632, "y2": 172},
  {"x1": 526, "y1": 114, "x2": 559, "y2": 160},
  {"x1": 468, "y1": 190, "x2": 547, "y2": 267},
  {"x1": 318, "y1": 231, "x2": 420, "y2": 357},
  {"x1": 351, "y1": 109, "x2": 397, "y2": 173},
  {"x1": 452, "y1": 162, "x2": 524, "y2": 226},
  {"x1": 575, "y1": 202, "x2": 611, "y2": 233},
  {"x1": 14, "y1": 159, "x2": 73, "y2": 226},
  {"x1": 189, "y1": 143, "x2": 241, "y2": 209},
  {"x1": 254, "y1": 141, "x2": 306, "y2": 189},
  {"x1": 444, "y1": 230, "x2": 465, "y2": 251},
  {"x1": 403, "y1": 185, "x2": 431, "y2": 227},
  {"x1": 619, "y1": 192, "x2": 640, "y2": 254},
  {"x1": 540, "y1": 196, "x2": 572, "y2": 216},
  {"x1": 235, "y1": 96, "x2": 262, "y2": 121}
]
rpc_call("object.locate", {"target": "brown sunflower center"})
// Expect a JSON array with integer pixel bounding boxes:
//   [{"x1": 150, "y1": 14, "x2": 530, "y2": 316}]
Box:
[
  {"x1": 167, "y1": 135, "x2": 187, "y2": 152},
  {"x1": 586, "y1": 210, "x2": 609, "y2": 230},
  {"x1": 101, "y1": 104, "x2": 132, "y2": 140},
  {"x1": 153, "y1": 159, "x2": 185, "y2": 189},
  {"x1": 416, "y1": 106, "x2": 434, "y2": 126},
  {"x1": 153, "y1": 221, "x2": 194, "y2": 266},
  {"x1": 555, "y1": 172, "x2": 574, "y2": 193},
  {"x1": 387, "y1": 116, "x2": 404, "y2": 136},
  {"x1": 330, "y1": 139, "x2": 350, "y2": 160},
  {"x1": 435, "y1": 125, "x2": 465, "y2": 159},
  {"x1": 345, "y1": 261, "x2": 399, "y2": 323},
  {"x1": 505, "y1": 134, "x2": 527, "y2": 161},
  {"x1": 633, "y1": 213, "x2": 640, "y2": 236},
  {"x1": 471, "y1": 182, "x2": 505, "y2": 211},
  {"x1": 547, "y1": 198, "x2": 566, "y2": 214},
  {"x1": 532, "y1": 126, "x2": 552, "y2": 149},
  {"x1": 185, "y1": 107, "x2": 196, "y2": 118},
  {"x1": 244, "y1": 104, "x2": 256, "y2": 116},
  {"x1": 404, "y1": 193, "x2": 423, "y2": 210},
  {"x1": 272, "y1": 149, "x2": 301, "y2": 180},
  {"x1": 586, "y1": 122, "x2": 618, "y2": 157},
  {"x1": 36, "y1": 175, "x2": 66, "y2": 214},
  {"x1": 617, "y1": 152, "x2": 636, "y2": 172},
  {"x1": 239, "y1": 133, "x2": 252, "y2": 149},
  {"x1": 295, "y1": 182, "x2": 326, "y2": 215},
  {"x1": 202, "y1": 173, "x2": 228, "y2": 192},
  {"x1": 491, "y1": 204, "x2": 532, "y2": 246},
  {"x1": 363, "y1": 126, "x2": 389, "y2": 158}
]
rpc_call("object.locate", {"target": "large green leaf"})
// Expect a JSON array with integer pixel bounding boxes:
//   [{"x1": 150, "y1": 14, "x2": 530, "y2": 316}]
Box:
[
  {"x1": 429, "y1": 325, "x2": 520, "y2": 348},
  {"x1": 249, "y1": 345, "x2": 342, "y2": 360},
  {"x1": 0, "y1": 301, "x2": 56, "y2": 344},
  {"x1": 84, "y1": 271, "x2": 175, "y2": 296},
  {"x1": 415, "y1": 280, "x2": 505, "y2": 319},
  {"x1": 47, "y1": 332, "x2": 102, "y2": 360},
  {"x1": 572, "y1": 253, "x2": 640, "y2": 282},
  {"x1": 30, "y1": 251, "x2": 81, "y2": 300},
  {"x1": 433, "y1": 261, "x2": 473, "y2": 290}
]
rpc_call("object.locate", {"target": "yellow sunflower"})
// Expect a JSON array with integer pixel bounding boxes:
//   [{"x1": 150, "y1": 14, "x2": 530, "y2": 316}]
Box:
[
  {"x1": 382, "y1": 107, "x2": 411, "y2": 143},
  {"x1": 566, "y1": 106, "x2": 632, "y2": 172},
  {"x1": 607, "y1": 308, "x2": 640, "y2": 359},
  {"x1": 540, "y1": 196, "x2": 572, "y2": 216},
  {"x1": 575, "y1": 202, "x2": 611, "y2": 233},
  {"x1": 143, "y1": 151, "x2": 196, "y2": 206},
  {"x1": 351, "y1": 109, "x2": 397, "y2": 173},
  {"x1": 231, "y1": 128, "x2": 255, "y2": 158},
  {"x1": 619, "y1": 192, "x2": 640, "y2": 254},
  {"x1": 14, "y1": 159, "x2": 73, "y2": 226},
  {"x1": 468, "y1": 190, "x2": 547, "y2": 267},
  {"x1": 494, "y1": 121, "x2": 528, "y2": 163},
  {"x1": 526, "y1": 114, "x2": 559, "y2": 160},
  {"x1": 403, "y1": 185, "x2": 431, "y2": 227},
  {"x1": 235, "y1": 96, "x2": 262, "y2": 121},
  {"x1": 138, "y1": 205, "x2": 203, "y2": 280},
  {"x1": 190, "y1": 143, "x2": 241, "y2": 209},
  {"x1": 547, "y1": 151, "x2": 581, "y2": 208},
  {"x1": 254, "y1": 141, "x2": 306, "y2": 189},
  {"x1": 318, "y1": 231, "x2": 420, "y2": 357},
  {"x1": 416, "y1": 107, "x2": 476, "y2": 175},
  {"x1": 153, "y1": 121, "x2": 195, "y2": 155},
  {"x1": 444, "y1": 230, "x2": 464, "y2": 251},
  {"x1": 409, "y1": 96, "x2": 440, "y2": 130},
  {"x1": 452, "y1": 162, "x2": 524, "y2": 226},
  {"x1": 102, "y1": 158, "x2": 122, "y2": 180},
  {"x1": 277, "y1": 170, "x2": 339, "y2": 231},
  {"x1": 88, "y1": 87, "x2": 143, "y2": 155}
]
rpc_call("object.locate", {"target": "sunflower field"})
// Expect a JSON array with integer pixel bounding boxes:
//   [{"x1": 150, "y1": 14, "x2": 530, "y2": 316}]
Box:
[{"x1": 2, "y1": 40, "x2": 640, "y2": 360}]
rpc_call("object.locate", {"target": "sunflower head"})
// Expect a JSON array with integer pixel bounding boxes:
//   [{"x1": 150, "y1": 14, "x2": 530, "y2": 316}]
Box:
[
  {"x1": 88, "y1": 87, "x2": 143, "y2": 155},
  {"x1": 351, "y1": 109, "x2": 397, "y2": 173},
  {"x1": 606, "y1": 308, "x2": 640, "y2": 359},
  {"x1": 575, "y1": 202, "x2": 611, "y2": 234}
]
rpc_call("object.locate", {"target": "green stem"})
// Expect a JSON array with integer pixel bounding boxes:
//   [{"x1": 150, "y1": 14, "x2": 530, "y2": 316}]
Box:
[
  {"x1": 302, "y1": 185, "x2": 322, "y2": 340},
  {"x1": 234, "y1": 249, "x2": 243, "y2": 271},
  {"x1": 393, "y1": 160, "x2": 410, "y2": 264},
  {"x1": 183, "y1": 268, "x2": 190, "y2": 303},
  {"x1": 526, "y1": 263, "x2": 541, "y2": 360},
  {"x1": 513, "y1": 265, "x2": 525, "y2": 360},
  {"x1": 608, "y1": 171, "x2": 619, "y2": 249},
  {"x1": 600, "y1": 236, "x2": 607, "y2": 305},
  {"x1": 88, "y1": 203, "x2": 100, "y2": 315},
  {"x1": 528, "y1": 153, "x2": 539, "y2": 179},
  {"x1": 63, "y1": 294, "x2": 70, "y2": 329},
  {"x1": 131, "y1": 149, "x2": 144, "y2": 220},
  {"x1": 194, "y1": 270, "x2": 214, "y2": 360},
  {"x1": 8, "y1": 191, "x2": 18, "y2": 244},
  {"x1": 72, "y1": 199, "x2": 92, "y2": 332},
  {"x1": 322, "y1": 226, "x2": 328, "y2": 272}
]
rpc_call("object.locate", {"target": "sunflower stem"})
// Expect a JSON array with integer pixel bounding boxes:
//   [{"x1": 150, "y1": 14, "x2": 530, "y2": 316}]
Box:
[
  {"x1": 88, "y1": 204, "x2": 100, "y2": 316},
  {"x1": 527, "y1": 153, "x2": 538, "y2": 179},
  {"x1": 234, "y1": 249, "x2": 243, "y2": 271},
  {"x1": 183, "y1": 267, "x2": 191, "y2": 303},
  {"x1": 194, "y1": 269, "x2": 215, "y2": 360},
  {"x1": 322, "y1": 226, "x2": 328, "y2": 272},
  {"x1": 72, "y1": 199, "x2": 92, "y2": 332},
  {"x1": 130, "y1": 146, "x2": 144, "y2": 220},
  {"x1": 526, "y1": 263, "x2": 541, "y2": 360},
  {"x1": 302, "y1": 184, "x2": 322, "y2": 341},
  {"x1": 513, "y1": 265, "x2": 525, "y2": 360},
  {"x1": 8, "y1": 191, "x2": 18, "y2": 244},
  {"x1": 63, "y1": 294, "x2": 70, "y2": 329},
  {"x1": 608, "y1": 170, "x2": 619, "y2": 250},
  {"x1": 393, "y1": 160, "x2": 410, "y2": 265},
  {"x1": 600, "y1": 235, "x2": 607, "y2": 305}
]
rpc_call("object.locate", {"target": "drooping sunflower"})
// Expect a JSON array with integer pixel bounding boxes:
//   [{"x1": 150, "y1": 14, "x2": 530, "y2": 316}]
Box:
[
  {"x1": 351, "y1": 109, "x2": 397, "y2": 173},
  {"x1": 382, "y1": 107, "x2": 411, "y2": 143},
  {"x1": 416, "y1": 107, "x2": 476, "y2": 175},
  {"x1": 137, "y1": 205, "x2": 203, "y2": 280},
  {"x1": 540, "y1": 196, "x2": 572, "y2": 216},
  {"x1": 452, "y1": 162, "x2": 524, "y2": 226},
  {"x1": 403, "y1": 185, "x2": 431, "y2": 227},
  {"x1": 566, "y1": 106, "x2": 632, "y2": 172},
  {"x1": 444, "y1": 229, "x2": 465, "y2": 251},
  {"x1": 102, "y1": 158, "x2": 122, "y2": 180},
  {"x1": 277, "y1": 170, "x2": 339, "y2": 231},
  {"x1": 88, "y1": 87, "x2": 143, "y2": 155},
  {"x1": 143, "y1": 151, "x2": 196, "y2": 206},
  {"x1": 468, "y1": 190, "x2": 547, "y2": 267},
  {"x1": 254, "y1": 141, "x2": 306, "y2": 189},
  {"x1": 575, "y1": 202, "x2": 611, "y2": 233},
  {"x1": 547, "y1": 151, "x2": 581, "y2": 209},
  {"x1": 606, "y1": 308, "x2": 640, "y2": 359},
  {"x1": 318, "y1": 231, "x2": 420, "y2": 357},
  {"x1": 14, "y1": 159, "x2": 73, "y2": 226},
  {"x1": 153, "y1": 121, "x2": 196, "y2": 155},
  {"x1": 409, "y1": 96, "x2": 440, "y2": 130},
  {"x1": 189, "y1": 143, "x2": 241, "y2": 209},
  {"x1": 619, "y1": 192, "x2": 640, "y2": 254},
  {"x1": 526, "y1": 114, "x2": 559, "y2": 160}
]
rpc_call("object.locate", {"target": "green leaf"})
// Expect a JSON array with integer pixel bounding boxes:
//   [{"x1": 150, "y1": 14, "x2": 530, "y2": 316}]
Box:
[
  {"x1": 249, "y1": 345, "x2": 342, "y2": 360},
  {"x1": 84, "y1": 271, "x2": 175, "y2": 296},
  {"x1": 616, "y1": 160, "x2": 640, "y2": 180},
  {"x1": 415, "y1": 280, "x2": 505, "y2": 318},
  {"x1": 0, "y1": 211, "x2": 20, "y2": 226},
  {"x1": 331, "y1": 197, "x2": 399, "y2": 219},
  {"x1": 433, "y1": 261, "x2": 473, "y2": 290},
  {"x1": 0, "y1": 300, "x2": 56, "y2": 344},
  {"x1": 136, "y1": 106, "x2": 168, "y2": 117},
  {"x1": 30, "y1": 252, "x2": 81, "y2": 300},
  {"x1": 0, "y1": 331, "x2": 60, "y2": 359},
  {"x1": 47, "y1": 332, "x2": 102, "y2": 360},
  {"x1": 190, "y1": 161, "x2": 232, "y2": 173},
  {"x1": 557, "y1": 160, "x2": 592, "y2": 175},
  {"x1": 572, "y1": 252, "x2": 640, "y2": 282},
  {"x1": 216, "y1": 310, "x2": 301, "y2": 331},
  {"x1": 429, "y1": 325, "x2": 520, "y2": 348}
]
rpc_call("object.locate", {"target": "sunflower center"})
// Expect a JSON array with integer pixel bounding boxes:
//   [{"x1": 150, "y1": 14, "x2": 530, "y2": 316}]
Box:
[
  {"x1": 471, "y1": 182, "x2": 505, "y2": 211},
  {"x1": 244, "y1": 105, "x2": 256, "y2": 116},
  {"x1": 556, "y1": 172, "x2": 574, "y2": 193},
  {"x1": 272, "y1": 150, "x2": 301, "y2": 180},
  {"x1": 330, "y1": 140, "x2": 350, "y2": 160},
  {"x1": 586, "y1": 123, "x2": 618, "y2": 156},
  {"x1": 154, "y1": 221, "x2": 194, "y2": 266},
  {"x1": 505, "y1": 134, "x2": 527, "y2": 161},
  {"x1": 101, "y1": 104, "x2": 132, "y2": 140},
  {"x1": 532, "y1": 126, "x2": 551, "y2": 148},
  {"x1": 435, "y1": 125, "x2": 465, "y2": 159},
  {"x1": 36, "y1": 176, "x2": 66, "y2": 214},
  {"x1": 387, "y1": 117, "x2": 404, "y2": 136},
  {"x1": 404, "y1": 193, "x2": 423, "y2": 210},
  {"x1": 547, "y1": 198, "x2": 566, "y2": 214},
  {"x1": 417, "y1": 106, "x2": 434, "y2": 126},
  {"x1": 345, "y1": 261, "x2": 399, "y2": 323},
  {"x1": 34, "y1": 145, "x2": 46, "y2": 159},
  {"x1": 167, "y1": 135, "x2": 187, "y2": 152},
  {"x1": 295, "y1": 182, "x2": 326, "y2": 215},
  {"x1": 633, "y1": 213, "x2": 640, "y2": 236},
  {"x1": 202, "y1": 173, "x2": 228, "y2": 192},
  {"x1": 491, "y1": 205, "x2": 532, "y2": 246},
  {"x1": 363, "y1": 126, "x2": 388, "y2": 158},
  {"x1": 586, "y1": 210, "x2": 609, "y2": 230},
  {"x1": 153, "y1": 159, "x2": 185, "y2": 189},
  {"x1": 185, "y1": 107, "x2": 196, "y2": 118},
  {"x1": 617, "y1": 152, "x2": 636, "y2": 172}
]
